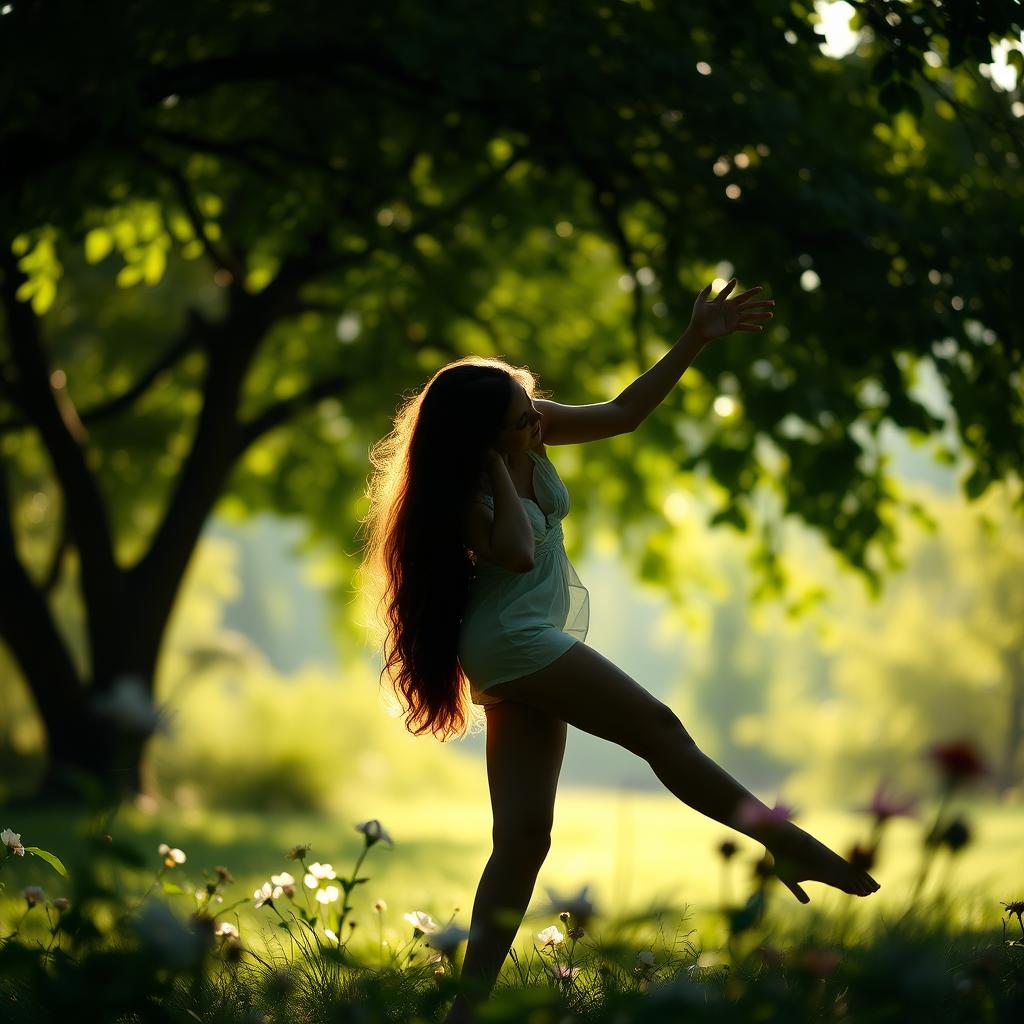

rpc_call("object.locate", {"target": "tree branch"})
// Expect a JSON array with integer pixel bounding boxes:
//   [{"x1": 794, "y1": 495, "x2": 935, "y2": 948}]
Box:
[
  {"x1": 152, "y1": 127, "x2": 289, "y2": 180},
  {"x1": 0, "y1": 455, "x2": 84, "y2": 713},
  {"x1": 134, "y1": 145, "x2": 247, "y2": 279},
  {"x1": 576, "y1": 159, "x2": 646, "y2": 366},
  {"x1": 41, "y1": 496, "x2": 70, "y2": 595},
  {"x1": 234, "y1": 371, "x2": 355, "y2": 452},
  {"x1": 0, "y1": 246, "x2": 121, "y2": 679},
  {"x1": 0, "y1": 313, "x2": 207, "y2": 436}
]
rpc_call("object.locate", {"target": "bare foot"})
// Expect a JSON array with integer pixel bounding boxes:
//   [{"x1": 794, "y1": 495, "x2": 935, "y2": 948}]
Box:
[{"x1": 768, "y1": 829, "x2": 881, "y2": 904}]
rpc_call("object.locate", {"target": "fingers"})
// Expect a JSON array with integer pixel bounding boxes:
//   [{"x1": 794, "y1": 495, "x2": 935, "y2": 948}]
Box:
[
  {"x1": 785, "y1": 880, "x2": 811, "y2": 904},
  {"x1": 715, "y1": 278, "x2": 737, "y2": 302}
]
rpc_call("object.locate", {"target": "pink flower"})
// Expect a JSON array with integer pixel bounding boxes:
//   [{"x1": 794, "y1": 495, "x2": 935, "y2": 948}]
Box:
[
  {"x1": 733, "y1": 798, "x2": 796, "y2": 831},
  {"x1": 860, "y1": 782, "x2": 918, "y2": 823}
]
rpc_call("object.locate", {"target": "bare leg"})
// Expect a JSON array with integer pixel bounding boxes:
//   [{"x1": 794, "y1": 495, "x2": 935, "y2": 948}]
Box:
[
  {"x1": 445, "y1": 700, "x2": 567, "y2": 1024},
  {"x1": 446, "y1": 844, "x2": 549, "y2": 1022},
  {"x1": 483, "y1": 643, "x2": 880, "y2": 903},
  {"x1": 643, "y1": 739, "x2": 877, "y2": 901}
]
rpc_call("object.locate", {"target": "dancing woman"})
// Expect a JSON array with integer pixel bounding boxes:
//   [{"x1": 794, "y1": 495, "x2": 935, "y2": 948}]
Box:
[{"x1": 357, "y1": 278, "x2": 879, "y2": 1022}]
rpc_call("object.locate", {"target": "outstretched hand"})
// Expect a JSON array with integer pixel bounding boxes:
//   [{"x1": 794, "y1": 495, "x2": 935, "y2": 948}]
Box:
[{"x1": 687, "y1": 278, "x2": 775, "y2": 343}]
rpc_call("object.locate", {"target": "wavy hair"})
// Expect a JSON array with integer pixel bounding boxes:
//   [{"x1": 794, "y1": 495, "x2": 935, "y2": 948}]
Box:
[{"x1": 356, "y1": 356, "x2": 545, "y2": 742}]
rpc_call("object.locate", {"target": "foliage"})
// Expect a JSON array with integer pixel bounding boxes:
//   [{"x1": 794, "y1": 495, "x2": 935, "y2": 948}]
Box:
[{"x1": 2, "y1": 0, "x2": 1022, "y2": 793}]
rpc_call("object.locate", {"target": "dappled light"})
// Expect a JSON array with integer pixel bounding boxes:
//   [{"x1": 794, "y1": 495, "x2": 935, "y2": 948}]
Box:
[{"x1": 1, "y1": 0, "x2": 1022, "y2": 1019}]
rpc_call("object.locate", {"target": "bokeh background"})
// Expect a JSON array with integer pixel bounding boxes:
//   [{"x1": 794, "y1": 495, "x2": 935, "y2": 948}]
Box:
[{"x1": 2, "y1": 0, "x2": 1022, "y2": 954}]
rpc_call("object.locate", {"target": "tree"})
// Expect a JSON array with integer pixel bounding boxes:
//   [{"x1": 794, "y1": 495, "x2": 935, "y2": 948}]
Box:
[{"x1": 1, "y1": 0, "x2": 1021, "y2": 799}]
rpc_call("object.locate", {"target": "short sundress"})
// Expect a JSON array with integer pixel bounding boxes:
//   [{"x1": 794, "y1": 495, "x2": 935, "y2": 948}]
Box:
[{"x1": 458, "y1": 445, "x2": 590, "y2": 706}]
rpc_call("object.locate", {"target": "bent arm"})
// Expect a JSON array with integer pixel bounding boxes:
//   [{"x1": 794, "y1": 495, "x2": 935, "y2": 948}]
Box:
[
  {"x1": 485, "y1": 456, "x2": 535, "y2": 570},
  {"x1": 614, "y1": 326, "x2": 707, "y2": 430}
]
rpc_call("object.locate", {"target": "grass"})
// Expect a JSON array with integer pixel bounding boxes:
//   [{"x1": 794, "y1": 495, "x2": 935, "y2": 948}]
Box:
[
  {"x1": 4, "y1": 787, "x2": 1021, "y2": 963},
  {"x1": 2, "y1": 785, "x2": 1023, "y2": 1022}
]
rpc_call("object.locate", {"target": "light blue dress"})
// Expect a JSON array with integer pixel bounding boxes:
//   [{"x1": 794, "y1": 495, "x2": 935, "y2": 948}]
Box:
[{"x1": 458, "y1": 446, "x2": 590, "y2": 705}]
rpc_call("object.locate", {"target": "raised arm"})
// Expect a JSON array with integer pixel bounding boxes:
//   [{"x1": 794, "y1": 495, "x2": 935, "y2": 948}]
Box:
[{"x1": 614, "y1": 278, "x2": 774, "y2": 431}]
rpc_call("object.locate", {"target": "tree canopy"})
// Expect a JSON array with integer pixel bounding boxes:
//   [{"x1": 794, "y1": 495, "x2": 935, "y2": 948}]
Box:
[{"x1": 1, "y1": 0, "x2": 1022, "y2": 792}]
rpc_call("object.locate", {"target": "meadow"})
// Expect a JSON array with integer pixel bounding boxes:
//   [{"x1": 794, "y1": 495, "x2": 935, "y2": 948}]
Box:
[{"x1": 3, "y1": 775, "x2": 1022, "y2": 1022}]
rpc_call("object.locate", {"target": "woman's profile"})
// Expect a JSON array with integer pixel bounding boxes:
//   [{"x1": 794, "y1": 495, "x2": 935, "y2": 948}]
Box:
[{"x1": 356, "y1": 278, "x2": 879, "y2": 1022}]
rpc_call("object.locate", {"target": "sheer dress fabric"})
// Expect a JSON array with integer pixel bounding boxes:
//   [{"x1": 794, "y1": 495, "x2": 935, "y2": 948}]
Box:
[{"x1": 458, "y1": 446, "x2": 590, "y2": 706}]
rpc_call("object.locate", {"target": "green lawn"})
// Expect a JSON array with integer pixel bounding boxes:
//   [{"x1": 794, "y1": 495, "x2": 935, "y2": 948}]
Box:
[{"x1": 4, "y1": 788, "x2": 1020, "y2": 964}]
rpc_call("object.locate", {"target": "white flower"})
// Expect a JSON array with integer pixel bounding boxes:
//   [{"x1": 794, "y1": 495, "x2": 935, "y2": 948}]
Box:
[
  {"x1": 425, "y1": 924, "x2": 473, "y2": 956},
  {"x1": 323, "y1": 927, "x2": 339, "y2": 942},
  {"x1": 253, "y1": 881, "x2": 283, "y2": 908},
  {"x1": 315, "y1": 885, "x2": 340, "y2": 904},
  {"x1": 215, "y1": 921, "x2": 239, "y2": 938},
  {"x1": 23, "y1": 885, "x2": 45, "y2": 907},
  {"x1": 271, "y1": 871, "x2": 296, "y2": 895},
  {"x1": 637, "y1": 949, "x2": 655, "y2": 967},
  {"x1": 547, "y1": 963, "x2": 580, "y2": 982},
  {"x1": 540, "y1": 884, "x2": 598, "y2": 929},
  {"x1": 537, "y1": 925, "x2": 565, "y2": 947},
  {"x1": 158, "y1": 842, "x2": 186, "y2": 866},
  {"x1": 354, "y1": 819, "x2": 394, "y2": 847},
  {"x1": 403, "y1": 910, "x2": 440, "y2": 934},
  {"x1": 303, "y1": 862, "x2": 336, "y2": 887},
  {"x1": 1, "y1": 828, "x2": 25, "y2": 856}
]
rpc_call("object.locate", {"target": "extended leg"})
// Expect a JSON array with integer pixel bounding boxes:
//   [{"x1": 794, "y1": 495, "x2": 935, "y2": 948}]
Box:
[{"x1": 485, "y1": 642, "x2": 880, "y2": 901}]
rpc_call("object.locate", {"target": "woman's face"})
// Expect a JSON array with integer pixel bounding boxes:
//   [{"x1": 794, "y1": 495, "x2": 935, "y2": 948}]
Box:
[{"x1": 493, "y1": 384, "x2": 542, "y2": 454}]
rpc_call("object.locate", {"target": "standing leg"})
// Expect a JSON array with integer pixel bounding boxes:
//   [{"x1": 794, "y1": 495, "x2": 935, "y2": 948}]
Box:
[{"x1": 444, "y1": 699, "x2": 567, "y2": 1024}]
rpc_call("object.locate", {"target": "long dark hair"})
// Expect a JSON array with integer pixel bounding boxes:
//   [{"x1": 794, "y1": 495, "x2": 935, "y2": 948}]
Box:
[{"x1": 356, "y1": 356, "x2": 544, "y2": 741}]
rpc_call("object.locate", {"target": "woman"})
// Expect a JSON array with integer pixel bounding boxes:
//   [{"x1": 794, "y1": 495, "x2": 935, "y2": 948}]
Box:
[{"x1": 357, "y1": 279, "x2": 879, "y2": 1022}]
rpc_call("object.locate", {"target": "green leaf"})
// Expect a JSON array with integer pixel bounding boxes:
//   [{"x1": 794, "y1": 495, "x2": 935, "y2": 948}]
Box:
[
  {"x1": 85, "y1": 228, "x2": 115, "y2": 263},
  {"x1": 31, "y1": 279, "x2": 57, "y2": 316},
  {"x1": 161, "y1": 880, "x2": 185, "y2": 895},
  {"x1": 964, "y1": 466, "x2": 990, "y2": 500},
  {"x1": 23, "y1": 847, "x2": 68, "y2": 877}
]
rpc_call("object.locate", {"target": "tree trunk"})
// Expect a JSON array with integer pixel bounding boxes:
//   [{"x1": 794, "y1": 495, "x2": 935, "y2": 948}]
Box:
[{"x1": 34, "y1": 707, "x2": 150, "y2": 805}]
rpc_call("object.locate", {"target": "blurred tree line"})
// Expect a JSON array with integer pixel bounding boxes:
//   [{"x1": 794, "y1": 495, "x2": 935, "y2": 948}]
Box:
[
  {"x1": 673, "y1": 481, "x2": 1023, "y2": 803},
  {"x1": 0, "y1": 0, "x2": 1021, "y2": 799}
]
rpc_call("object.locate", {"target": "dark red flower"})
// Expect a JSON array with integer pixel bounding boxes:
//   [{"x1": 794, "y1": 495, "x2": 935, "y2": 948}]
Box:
[{"x1": 925, "y1": 739, "x2": 989, "y2": 787}]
